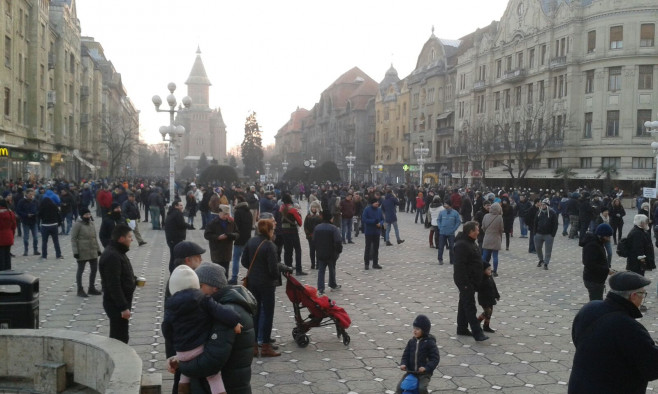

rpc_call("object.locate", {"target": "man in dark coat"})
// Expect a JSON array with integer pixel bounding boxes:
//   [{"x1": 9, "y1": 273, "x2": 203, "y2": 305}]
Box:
[
  {"x1": 533, "y1": 199, "x2": 558, "y2": 270},
  {"x1": 569, "y1": 271, "x2": 658, "y2": 394},
  {"x1": 98, "y1": 224, "x2": 136, "y2": 344},
  {"x1": 204, "y1": 205, "x2": 239, "y2": 278},
  {"x1": 99, "y1": 202, "x2": 123, "y2": 248},
  {"x1": 165, "y1": 201, "x2": 189, "y2": 273},
  {"x1": 313, "y1": 210, "x2": 343, "y2": 295},
  {"x1": 581, "y1": 223, "x2": 614, "y2": 301},
  {"x1": 578, "y1": 192, "x2": 594, "y2": 243},
  {"x1": 453, "y1": 221, "x2": 488, "y2": 342},
  {"x1": 121, "y1": 193, "x2": 147, "y2": 246}
]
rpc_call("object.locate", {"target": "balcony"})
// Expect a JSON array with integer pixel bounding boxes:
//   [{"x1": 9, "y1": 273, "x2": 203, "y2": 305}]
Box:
[
  {"x1": 502, "y1": 68, "x2": 527, "y2": 83},
  {"x1": 436, "y1": 127, "x2": 454, "y2": 136},
  {"x1": 472, "y1": 80, "x2": 487, "y2": 92},
  {"x1": 546, "y1": 139, "x2": 564, "y2": 150},
  {"x1": 549, "y1": 56, "x2": 567, "y2": 70}
]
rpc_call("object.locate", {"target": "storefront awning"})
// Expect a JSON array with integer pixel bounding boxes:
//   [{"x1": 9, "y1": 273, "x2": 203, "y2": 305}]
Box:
[
  {"x1": 437, "y1": 111, "x2": 454, "y2": 120},
  {"x1": 73, "y1": 150, "x2": 97, "y2": 171}
]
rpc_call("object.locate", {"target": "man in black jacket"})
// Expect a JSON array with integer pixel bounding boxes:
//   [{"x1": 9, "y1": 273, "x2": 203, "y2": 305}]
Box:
[
  {"x1": 165, "y1": 200, "x2": 189, "y2": 273},
  {"x1": 581, "y1": 223, "x2": 614, "y2": 301},
  {"x1": 533, "y1": 198, "x2": 559, "y2": 270},
  {"x1": 313, "y1": 210, "x2": 343, "y2": 295},
  {"x1": 99, "y1": 202, "x2": 123, "y2": 248},
  {"x1": 121, "y1": 192, "x2": 147, "y2": 246},
  {"x1": 98, "y1": 224, "x2": 135, "y2": 344},
  {"x1": 453, "y1": 221, "x2": 488, "y2": 342},
  {"x1": 569, "y1": 271, "x2": 658, "y2": 393}
]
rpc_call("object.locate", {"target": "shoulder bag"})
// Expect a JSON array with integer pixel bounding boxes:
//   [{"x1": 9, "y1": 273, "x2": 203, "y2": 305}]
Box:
[{"x1": 242, "y1": 240, "x2": 266, "y2": 288}]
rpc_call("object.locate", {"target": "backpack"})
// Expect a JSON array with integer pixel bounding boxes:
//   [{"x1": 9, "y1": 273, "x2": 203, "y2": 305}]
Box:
[{"x1": 616, "y1": 237, "x2": 630, "y2": 257}]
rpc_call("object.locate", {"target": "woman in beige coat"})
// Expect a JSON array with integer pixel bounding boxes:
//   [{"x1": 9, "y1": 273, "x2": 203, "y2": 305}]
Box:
[
  {"x1": 482, "y1": 202, "x2": 504, "y2": 277},
  {"x1": 70, "y1": 207, "x2": 102, "y2": 297}
]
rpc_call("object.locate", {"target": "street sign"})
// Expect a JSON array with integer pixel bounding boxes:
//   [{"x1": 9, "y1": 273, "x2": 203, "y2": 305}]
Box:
[
  {"x1": 402, "y1": 164, "x2": 409, "y2": 171},
  {"x1": 643, "y1": 187, "x2": 657, "y2": 199}
]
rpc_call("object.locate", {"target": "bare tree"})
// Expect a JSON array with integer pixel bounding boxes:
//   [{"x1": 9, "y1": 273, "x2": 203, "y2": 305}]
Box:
[
  {"x1": 96, "y1": 112, "x2": 138, "y2": 178},
  {"x1": 460, "y1": 118, "x2": 498, "y2": 185}
]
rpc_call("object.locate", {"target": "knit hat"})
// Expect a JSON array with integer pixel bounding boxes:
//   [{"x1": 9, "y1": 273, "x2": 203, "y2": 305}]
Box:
[
  {"x1": 218, "y1": 204, "x2": 230, "y2": 214},
  {"x1": 412, "y1": 314, "x2": 431, "y2": 335},
  {"x1": 168, "y1": 265, "x2": 200, "y2": 295},
  {"x1": 79, "y1": 207, "x2": 90, "y2": 216},
  {"x1": 195, "y1": 262, "x2": 228, "y2": 289},
  {"x1": 595, "y1": 223, "x2": 613, "y2": 237},
  {"x1": 110, "y1": 202, "x2": 121, "y2": 211},
  {"x1": 310, "y1": 200, "x2": 322, "y2": 212},
  {"x1": 642, "y1": 202, "x2": 650, "y2": 211},
  {"x1": 541, "y1": 198, "x2": 550, "y2": 205}
]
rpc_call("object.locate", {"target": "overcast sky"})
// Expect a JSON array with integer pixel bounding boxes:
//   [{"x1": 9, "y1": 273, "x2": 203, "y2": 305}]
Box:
[{"x1": 75, "y1": 0, "x2": 510, "y2": 150}]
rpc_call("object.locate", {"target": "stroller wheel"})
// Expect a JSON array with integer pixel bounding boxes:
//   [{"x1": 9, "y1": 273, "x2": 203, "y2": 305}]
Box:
[
  {"x1": 342, "y1": 334, "x2": 351, "y2": 346},
  {"x1": 292, "y1": 327, "x2": 301, "y2": 340},
  {"x1": 296, "y1": 334, "x2": 310, "y2": 348}
]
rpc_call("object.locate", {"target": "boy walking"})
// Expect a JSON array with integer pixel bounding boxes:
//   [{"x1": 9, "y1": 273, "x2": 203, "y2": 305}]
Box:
[{"x1": 395, "y1": 314, "x2": 440, "y2": 394}]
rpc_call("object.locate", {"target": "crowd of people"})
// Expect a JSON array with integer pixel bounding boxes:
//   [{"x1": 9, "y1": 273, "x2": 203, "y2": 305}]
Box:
[{"x1": 3, "y1": 177, "x2": 658, "y2": 392}]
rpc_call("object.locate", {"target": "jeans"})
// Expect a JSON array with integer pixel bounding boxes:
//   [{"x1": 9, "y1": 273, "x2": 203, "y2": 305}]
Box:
[
  {"x1": 385, "y1": 221, "x2": 401, "y2": 243},
  {"x1": 584, "y1": 280, "x2": 605, "y2": 301},
  {"x1": 150, "y1": 207, "x2": 161, "y2": 229},
  {"x1": 22, "y1": 222, "x2": 39, "y2": 253},
  {"x1": 415, "y1": 208, "x2": 424, "y2": 223},
  {"x1": 568, "y1": 215, "x2": 579, "y2": 239},
  {"x1": 604, "y1": 240, "x2": 612, "y2": 267},
  {"x1": 438, "y1": 234, "x2": 455, "y2": 264},
  {"x1": 307, "y1": 239, "x2": 316, "y2": 268},
  {"x1": 364, "y1": 234, "x2": 380, "y2": 267},
  {"x1": 482, "y1": 249, "x2": 499, "y2": 272},
  {"x1": 41, "y1": 225, "x2": 62, "y2": 258},
  {"x1": 282, "y1": 232, "x2": 303, "y2": 272},
  {"x1": 457, "y1": 288, "x2": 483, "y2": 336},
  {"x1": 561, "y1": 215, "x2": 570, "y2": 235},
  {"x1": 251, "y1": 285, "x2": 276, "y2": 345},
  {"x1": 611, "y1": 223, "x2": 623, "y2": 244},
  {"x1": 201, "y1": 210, "x2": 209, "y2": 229},
  {"x1": 64, "y1": 211, "x2": 73, "y2": 234},
  {"x1": 519, "y1": 216, "x2": 528, "y2": 237},
  {"x1": 341, "y1": 218, "x2": 352, "y2": 242},
  {"x1": 317, "y1": 259, "x2": 337, "y2": 292},
  {"x1": 528, "y1": 230, "x2": 536, "y2": 253},
  {"x1": 230, "y1": 244, "x2": 244, "y2": 282},
  {"x1": 534, "y1": 233, "x2": 554, "y2": 266},
  {"x1": 76, "y1": 259, "x2": 98, "y2": 289}
]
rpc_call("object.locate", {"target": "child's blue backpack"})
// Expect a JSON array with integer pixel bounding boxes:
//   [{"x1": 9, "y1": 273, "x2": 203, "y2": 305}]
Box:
[{"x1": 400, "y1": 373, "x2": 419, "y2": 394}]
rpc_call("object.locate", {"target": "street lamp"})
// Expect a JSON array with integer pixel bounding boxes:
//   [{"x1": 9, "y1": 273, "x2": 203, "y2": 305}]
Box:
[
  {"x1": 265, "y1": 162, "x2": 271, "y2": 181},
  {"x1": 153, "y1": 82, "x2": 192, "y2": 205},
  {"x1": 414, "y1": 141, "x2": 429, "y2": 186},
  {"x1": 309, "y1": 156, "x2": 316, "y2": 168},
  {"x1": 345, "y1": 151, "x2": 356, "y2": 186},
  {"x1": 282, "y1": 158, "x2": 288, "y2": 173},
  {"x1": 647, "y1": 121, "x2": 658, "y2": 190}
]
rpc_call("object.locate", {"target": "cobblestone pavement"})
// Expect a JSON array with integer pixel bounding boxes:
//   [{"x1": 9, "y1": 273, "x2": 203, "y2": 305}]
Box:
[{"x1": 7, "y1": 207, "x2": 658, "y2": 393}]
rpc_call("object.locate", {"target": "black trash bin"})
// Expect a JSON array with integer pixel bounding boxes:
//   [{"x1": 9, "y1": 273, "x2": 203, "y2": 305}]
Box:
[{"x1": 0, "y1": 271, "x2": 39, "y2": 329}]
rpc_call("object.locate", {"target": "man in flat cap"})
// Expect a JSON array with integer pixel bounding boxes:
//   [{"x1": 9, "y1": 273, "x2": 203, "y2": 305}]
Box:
[{"x1": 569, "y1": 271, "x2": 658, "y2": 393}]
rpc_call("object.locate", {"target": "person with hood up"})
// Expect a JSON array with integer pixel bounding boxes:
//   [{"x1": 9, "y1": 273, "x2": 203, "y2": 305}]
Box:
[
  {"x1": 533, "y1": 198, "x2": 559, "y2": 270},
  {"x1": 71, "y1": 207, "x2": 102, "y2": 297},
  {"x1": 581, "y1": 223, "x2": 615, "y2": 301},
  {"x1": 38, "y1": 190, "x2": 63, "y2": 260},
  {"x1": 394, "y1": 314, "x2": 440, "y2": 394},
  {"x1": 481, "y1": 202, "x2": 504, "y2": 277},
  {"x1": 99, "y1": 202, "x2": 123, "y2": 249}
]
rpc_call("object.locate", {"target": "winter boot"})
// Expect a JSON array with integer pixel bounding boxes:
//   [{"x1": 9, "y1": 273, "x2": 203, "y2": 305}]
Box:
[
  {"x1": 259, "y1": 343, "x2": 281, "y2": 357},
  {"x1": 483, "y1": 321, "x2": 496, "y2": 333},
  {"x1": 88, "y1": 286, "x2": 102, "y2": 296},
  {"x1": 429, "y1": 230, "x2": 435, "y2": 248},
  {"x1": 77, "y1": 287, "x2": 88, "y2": 298}
]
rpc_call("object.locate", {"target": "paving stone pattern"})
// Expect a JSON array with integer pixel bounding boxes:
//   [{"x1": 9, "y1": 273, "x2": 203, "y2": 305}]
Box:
[{"x1": 8, "y1": 206, "x2": 658, "y2": 393}]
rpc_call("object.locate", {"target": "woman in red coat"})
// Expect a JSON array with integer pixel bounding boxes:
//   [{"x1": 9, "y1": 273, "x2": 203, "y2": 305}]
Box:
[{"x1": 0, "y1": 198, "x2": 17, "y2": 271}]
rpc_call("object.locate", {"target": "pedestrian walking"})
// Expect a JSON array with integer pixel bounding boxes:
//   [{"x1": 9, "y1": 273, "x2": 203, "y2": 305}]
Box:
[
  {"x1": 340, "y1": 193, "x2": 355, "y2": 243},
  {"x1": 533, "y1": 198, "x2": 558, "y2": 270},
  {"x1": 121, "y1": 192, "x2": 147, "y2": 246},
  {"x1": 437, "y1": 200, "x2": 461, "y2": 265},
  {"x1": 382, "y1": 189, "x2": 404, "y2": 246},
  {"x1": 204, "y1": 204, "x2": 238, "y2": 278},
  {"x1": 38, "y1": 190, "x2": 63, "y2": 260}
]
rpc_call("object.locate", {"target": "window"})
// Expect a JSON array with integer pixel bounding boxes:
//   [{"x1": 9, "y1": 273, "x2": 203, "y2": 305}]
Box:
[
  {"x1": 553, "y1": 74, "x2": 567, "y2": 98},
  {"x1": 506, "y1": 56, "x2": 512, "y2": 72},
  {"x1": 527, "y1": 83, "x2": 534, "y2": 104},
  {"x1": 580, "y1": 157, "x2": 592, "y2": 168},
  {"x1": 540, "y1": 44, "x2": 547, "y2": 65},
  {"x1": 3, "y1": 88, "x2": 9, "y2": 116},
  {"x1": 608, "y1": 67, "x2": 622, "y2": 91},
  {"x1": 504, "y1": 89, "x2": 510, "y2": 108},
  {"x1": 477, "y1": 65, "x2": 486, "y2": 81},
  {"x1": 476, "y1": 95, "x2": 485, "y2": 114},
  {"x1": 496, "y1": 59, "x2": 502, "y2": 78},
  {"x1": 459, "y1": 74, "x2": 466, "y2": 90},
  {"x1": 494, "y1": 91, "x2": 500, "y2": 110},
  {"x1": 39, "y1": 105, "x2": 44, "y2": 129},
  {"x1": 639, "y1": 65, "x2": 653, "y2": 90},
  {"x1": 585, "y1": 70, "x2": 594, "y2": 93},
  {"x1": 548, "y1": 158, "x2": 562, "y2": 168},
  {"x1": 40, "y1": 64, "x2": 45, "y2": 89},
  {"x1": 517, "y1": 52, "x2": 523, "y2": 69},
  {"x1": 606, "y1": 110, "x2": 620, "y2": 137},
  {"x1": 633, "y1": 157, "x2": 654, "y2": 169},
  {"x1": 638, "y1": 109, "x2": 652, "y2": 136},
  {"x1": 4, "y1": 36, "x2": 10, "y2": 67},
  {"x1": 601, "y1": 157, "x2": 621, "y2": 168},
  {"x1": 587, "y1": 30, "x2": 596, "y2": 53},
  {"x1": 640, "y1": 23, "x2": 655, "y2": 47},
  {"x1": 69, "y1": 53, "x2": 75, "y2": 74},
  {"x1": 515, "y1": 86, "x2": 522, "y2": 106},
  {"x1": 610, "y1": 26, "x2": 623, "y2": 49},
  {"x1": 41, "y1": 24, "x2": 46, "y2": 47},
  {"x1": 427, "y1": 88, "x2": 435, "y2": 104},
  {"x1": 584, "y1": 112, "x2": 593, "y2": 138},
  {"x1": 538, "y1": 80, "x2": 545, "y2": 102},
  {"x1": 528, "y1": 48, "x2": 535, "y2": 68}
]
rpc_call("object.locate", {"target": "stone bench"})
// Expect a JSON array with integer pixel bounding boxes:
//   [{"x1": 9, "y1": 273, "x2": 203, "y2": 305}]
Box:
[{"x1": 0, "y1": 328, "x2": 160, "y2": 393}]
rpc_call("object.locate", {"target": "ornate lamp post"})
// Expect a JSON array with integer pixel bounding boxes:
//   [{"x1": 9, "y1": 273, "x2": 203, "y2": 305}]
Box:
[
  {"x1": 309, "y1": 156, "x2": 316, "y2": 168},
  {"x1": 414, "y1": 141, "x2": 429, "y2": 186},
  {"x1": 645, "y1": 121, "x2": 658, "y2": 190},
  {"x1": 265, "y1": 162, "x2": 271, "y2": 181},
  {"x1": 152, "y1": 82, "x2": 192, "y2": 205},
  {"x1": 282, "y1": 158, "x2": 288, "y2": 173},
  {"x1": 345, "y1": 151, "x2": 356, "y2": 186}
]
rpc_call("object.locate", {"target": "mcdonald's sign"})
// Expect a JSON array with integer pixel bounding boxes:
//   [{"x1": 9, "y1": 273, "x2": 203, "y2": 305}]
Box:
[{"x1": 0, "y1": 147, "x2": 8, "y2": 157}]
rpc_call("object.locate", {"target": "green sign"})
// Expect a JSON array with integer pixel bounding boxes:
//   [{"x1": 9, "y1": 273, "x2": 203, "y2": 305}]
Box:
[{"x1": 402, "y1": 164, "x2": 409, "y2": 171}]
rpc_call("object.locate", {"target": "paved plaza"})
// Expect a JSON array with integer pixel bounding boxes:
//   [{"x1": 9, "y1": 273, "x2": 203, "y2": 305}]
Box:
[{"x1": 6, "y1": 206, "x2": 658, "y2": 393}]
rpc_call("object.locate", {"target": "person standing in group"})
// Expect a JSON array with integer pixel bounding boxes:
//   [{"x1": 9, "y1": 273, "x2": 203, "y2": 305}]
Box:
[
  {"x1": 204, "y1": 205, "x2": 238, "y2": 278},
  {"x1": 568, "y1": 271, "x2": 658, "y2": 394},
  {"x1": 382, "y1": 189, "x2": 405, "y2": 246},
  {"x1": 185, "y1": 190, "x2": 198, "y2": 230},
  {"x1": 414, "y1": 191, "x2": 425, "y2": 224},
  {"x1": 578, "y1": 192, "x2": 594, "y2": 244},
  {"x1": 199, "y1": 186, "x2": 212, "y2": 230},
  {"x1": 533, "y1": 198, "x2": 559, "y2": 270},
  {"x1": 362, "y1": 197, "x2": 384, "y2": 270},
  {"x1": 339, "y1": 193, "x2": 355, "y2": 244},
  {"x1": 353, "y1": 192, "x2": 364, "y2": 238},
  {"x1": 394, "y1": 314, "x2": 440, "y2": 394},
  {"x1": 71, "y1": 207, "x2": 102, "y2": 297},
  {"x1": 148, "y1": 188, "x2": 163, "y2": 230},
  {"x1": 0, "y1": 198, "x2": 16, "y2": 271},
  {"x1": 625, "y1": 215, "x2": 656, "y2": 308},
  {"x1": 500, "y1": 196, "x2": 515, "y2": 251},
  {"x1": 481, "y1": 202, "x2": 504, "y2": 277},
  {"x1": 313, "y1": 210, "x2": 343, "y2": 295},
  {"x1": 96, "y1": 184, "x2": 113, "y2": 218},
  {"x1": 453, "y1": 221, "x2": 488, "y2": 342},
  {"x1": 59, "y1": 188, "x2": 74, "y2": 235},
  {"x1": 427, "y1": 196, "x2": 444, "y2": 249},
  {"x1": 477, "y1": 262, "x2": 500, "y2": 333},
  {"x1": 330, "y1": 192, "x2": 342, "y2": 229},
  {"x1": 121, "y1": 192, "x2": 147, "y2": 247},
  {"x1": 517, "y1": 194, "x2": 532, "y2": 238},
  {"x1": 303, "y1": 201, "x2": 323, "y2": 269},
  {"x1": 594, "y1": 206, "x2": 613, "y2": 267},
  {"x1": 437, "y1": 200, "x2": 461, "y2": 265},
  {"x1": 581, "y1": 223, "x2": 615, "y2": 301},
  {"x1": 98, "y1": 224, "x2": 136, "y2": 344},
  {"x1": 525, "y1": 199, "x2": 540, "y2": 253},
  {"x1": 165, "y1": 200, "x2": 189, "y2": 273},
  {"x1": 99, "y1": 202, "x2": 123, "y2": 249},
  {"x1": 229, "y1": 195, "x2": 252, "y2": 284},
  {"x1": 246, "y1": 186, "x2": 260, "y2": 229},
  {"x1": 242, "y1": 218, "x2": 290, "y2": 357},
  {"x1": 566, "y1": 192, "x2": 581, "y2": 240},
  {"x1": 38, "y1": 190, "x2": 63, "y2": 260},
  {"x1": 280, "y1": 194, "x2": 306, "y2": 275},
  {"x1": 609, "y1": 197, "x2": 626, "y2": 245}
]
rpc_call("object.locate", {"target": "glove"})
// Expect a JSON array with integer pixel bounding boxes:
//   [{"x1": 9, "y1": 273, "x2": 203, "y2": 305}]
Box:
[{"x1": 74, "y1": 254, "x2": 79, "y2": 259}]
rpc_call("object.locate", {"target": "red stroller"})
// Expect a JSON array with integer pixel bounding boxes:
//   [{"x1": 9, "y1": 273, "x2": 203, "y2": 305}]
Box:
[{"x1": 284, "y1": 271, "x2": 351, "y2": 347}]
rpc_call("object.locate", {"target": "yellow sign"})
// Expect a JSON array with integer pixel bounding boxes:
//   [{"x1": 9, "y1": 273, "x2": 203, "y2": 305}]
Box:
[
  {"x1": 51, "y1": 153, "x2": 62, "y2": 164},
  {"x1": 0, "y1": 147, "x2": 8, "y2": 157}
]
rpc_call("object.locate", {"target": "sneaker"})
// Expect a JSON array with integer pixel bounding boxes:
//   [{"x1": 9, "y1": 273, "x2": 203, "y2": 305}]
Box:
[
  {"x1": 364, "y1": 265, "x2": 369, "y2": 270},
  {"x1": 483, "y1": 326, "x2": 496, "y2": 333},
  {"x1": 227, "y1": 279, "x2": 238, "y2": 285},
  {"x1": 348, "y1": 241, "x2": 355, "y2": 244},
  {"x1": 330, "y1": 285, "x2": 342, "y2": 291},
  {"x1": 397, "y1": 239, "x2": 405, "y2": 245},
  {"x1": 438, "y1": 260, "x2": 444, "y2": 265},
  {"x1": 493, "y1": 271, "x2": 498, "y2": 277},
  {"x1": 385, "y1": 241, "x2": 393, "y2": 246},
  {"x1": 318, "y1": 290, "x2": 325, "y2": 296},
  {"x1": 456, "y1": 329, "x2": 473, "y2": 336},
  {"x1": 537, "y1": 261, "x2": 544, "y2": 267},
  {"x1": 474, "y1": 333, "x2": 490, "y2": 342},
  {"x1": 34, "y1": 251, "x2": 40, "y2": 256},
  {"x1": 57, "y1": 256, "x2": 64, "y2": 260},
  {"x1": 138, "y1": 241, "x2": 147, "y2": 246},
  {"x1": 372, "y1": 265, "x2": 383, "y2": 269},
  {"x1": 544, "y1": 264, "x2": 549, "y2": 270},
  {"x1": 23, "y1": 252, "x2": 28, "y2": 257}
]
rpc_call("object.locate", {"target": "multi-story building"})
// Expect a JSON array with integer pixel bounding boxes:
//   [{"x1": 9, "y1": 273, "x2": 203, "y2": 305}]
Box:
[
  {"x1": 176, "y1": 48, "x2": 227, "y2": 171},
  {"x1": 0, "y1": 0, "x2": 137, "y2": 180},
  {"x1": 273, "y1": 107, "x2": 309, "y2": 173}
]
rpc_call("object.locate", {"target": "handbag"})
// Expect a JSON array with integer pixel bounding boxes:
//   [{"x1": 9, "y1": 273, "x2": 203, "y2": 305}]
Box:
[{"x1": 241, "y1": 240, "x2": 266, "y2": 288}]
